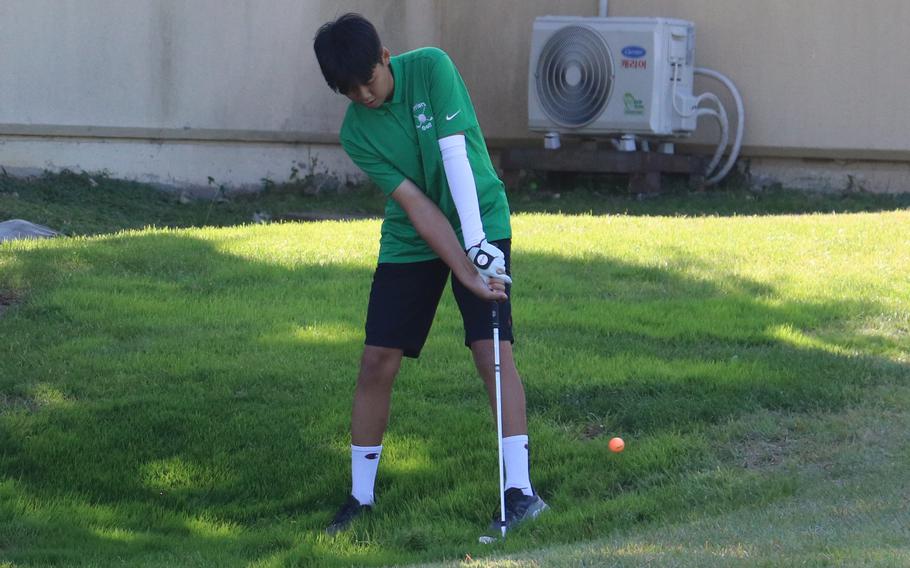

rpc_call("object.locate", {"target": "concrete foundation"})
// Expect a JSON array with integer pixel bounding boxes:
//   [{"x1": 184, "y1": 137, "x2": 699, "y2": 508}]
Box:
[
  {"x1": 744, "y1": 158, "x2": 910, "y2": 194},
  {"x1": 0, "y1": 136, "x2": 363, "y2": 195},
  {"x1": 5, "y1": 136, "x2": 910, "y2": 196}
]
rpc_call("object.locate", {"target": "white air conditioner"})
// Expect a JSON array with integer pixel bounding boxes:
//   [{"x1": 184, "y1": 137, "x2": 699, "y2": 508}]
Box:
[{"x1": 529, "y1": 16, "x2": 697, "y2": 137}]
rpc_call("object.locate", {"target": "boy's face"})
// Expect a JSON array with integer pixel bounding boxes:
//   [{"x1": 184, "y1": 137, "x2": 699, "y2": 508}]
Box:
[{"x1": 345, "y1": 47, "x2": 394, "y2": 109}]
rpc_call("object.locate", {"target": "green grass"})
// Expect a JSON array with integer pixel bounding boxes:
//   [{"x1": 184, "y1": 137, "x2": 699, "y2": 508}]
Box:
[
  {"x1": 460, "y1": 386, "x2": 910, "y2": 567},
  {"x1": 0, "y1": 170, "x2": 387, "y2": 237},
  {"x1": 1, "y1": 175, "x2": 909, "y2": 566}
]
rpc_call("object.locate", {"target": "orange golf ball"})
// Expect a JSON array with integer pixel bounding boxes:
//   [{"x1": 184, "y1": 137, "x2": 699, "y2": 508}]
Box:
[{"x1": 609, "y1": 437, "x2": 625, "y2": 453}]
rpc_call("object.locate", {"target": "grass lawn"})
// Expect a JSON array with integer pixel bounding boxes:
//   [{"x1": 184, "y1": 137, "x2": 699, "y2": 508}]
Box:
[
  {"x1": 1, "y1": 173, "x2": 909, "y2": 566},
  {"x1": 4, "y1": 169, "x2": 910, "y2": 236}
]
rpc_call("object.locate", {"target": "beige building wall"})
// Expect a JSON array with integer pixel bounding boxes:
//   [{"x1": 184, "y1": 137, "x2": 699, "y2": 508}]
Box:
[
  {"x1": 443, "y1": 0, "x2": 910, "y2": 158},
  {"x1": 0, "y1": 0, "x2": 439, "y2": 189},
  {"x1": 0, "y1": 0, "x2": 437, "y2": 141},
  {"x1": 1, "y1": 0, "x2": 909, "y2": 191}
]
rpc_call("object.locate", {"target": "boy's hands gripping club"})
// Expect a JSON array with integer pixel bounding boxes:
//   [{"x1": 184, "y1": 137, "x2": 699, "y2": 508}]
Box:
[{"x1": 467, "y1": 239, "x2": 512, "y2": 286}]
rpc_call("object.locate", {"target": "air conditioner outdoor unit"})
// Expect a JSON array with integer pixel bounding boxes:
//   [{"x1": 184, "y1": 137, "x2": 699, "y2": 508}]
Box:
[{"x1": 528, "y1": 16, "x2": 697, "y2": 137}]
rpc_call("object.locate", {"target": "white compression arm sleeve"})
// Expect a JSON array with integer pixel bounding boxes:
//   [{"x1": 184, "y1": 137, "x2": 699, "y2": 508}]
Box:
[{"x1": 439, "y1": 134, "x2": 486, "y2": 249}]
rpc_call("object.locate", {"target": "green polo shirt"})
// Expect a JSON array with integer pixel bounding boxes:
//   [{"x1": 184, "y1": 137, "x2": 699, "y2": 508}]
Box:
[{"x1": 340, "y1": 47, "x2": 511, "y2": 263}]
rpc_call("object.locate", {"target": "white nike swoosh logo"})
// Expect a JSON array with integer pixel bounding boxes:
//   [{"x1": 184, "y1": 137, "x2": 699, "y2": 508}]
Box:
[{"x1": 446, "y1": 110, "x2": 462, "y2": 121}]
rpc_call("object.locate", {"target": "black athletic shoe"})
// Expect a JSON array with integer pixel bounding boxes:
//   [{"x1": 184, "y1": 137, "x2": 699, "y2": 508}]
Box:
[
  {"x1": 487, "y1": 488, "x2": 549, "y2": 533},
  {"x1": 326, "y1": 495, "x2": 372, "y2": 535}
]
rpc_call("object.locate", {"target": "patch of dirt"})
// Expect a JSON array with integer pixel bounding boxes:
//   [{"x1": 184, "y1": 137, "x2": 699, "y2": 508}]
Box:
[
  {"x1": 0, "y1": 290, "x2": 18, "y2": 318},
  {"x1": 739, "y1": 438, "x2": 790, "y2": 470},
  {"x1": 0, "y1": 393, "x2": 39, "y2": 414},
  {"x1": 581, "y1": 421, "x2": 607, "y2": 440}
]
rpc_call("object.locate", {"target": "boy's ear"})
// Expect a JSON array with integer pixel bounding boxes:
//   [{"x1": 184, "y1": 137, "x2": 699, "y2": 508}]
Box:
[{"x1": 381, "y1": 47, "x2": 391, "y2": 66}]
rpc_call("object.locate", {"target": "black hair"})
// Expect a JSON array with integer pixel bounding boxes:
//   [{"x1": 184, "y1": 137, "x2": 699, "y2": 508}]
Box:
[{"x1": 313, "y1": 13, "x2": 383, "y2": 94}]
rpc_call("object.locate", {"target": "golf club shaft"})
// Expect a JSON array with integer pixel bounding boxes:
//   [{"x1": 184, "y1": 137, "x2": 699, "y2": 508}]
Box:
[{"x1": 492, "y1": 302, "x2": 506, "y2": 537}]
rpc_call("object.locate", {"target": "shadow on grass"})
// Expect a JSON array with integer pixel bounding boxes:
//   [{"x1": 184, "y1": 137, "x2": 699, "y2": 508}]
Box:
[
  {"x1": 0, "y1": 230, "x2": 906, "y2": 566},
  {"x1": 5, "y1": 170, "x2": 910, "y2": 240}
]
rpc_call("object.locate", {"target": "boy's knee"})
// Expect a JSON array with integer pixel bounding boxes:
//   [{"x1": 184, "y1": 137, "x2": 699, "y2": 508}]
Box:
[
  {"x1": 361, "y1": 345, "x2": 400, "y2": 367},
  {"x1": 358, "y1": 346, "x2": 402, "y2": 385}
]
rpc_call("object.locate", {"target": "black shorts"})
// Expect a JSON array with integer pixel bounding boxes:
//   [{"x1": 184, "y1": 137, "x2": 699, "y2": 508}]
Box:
[{"x1": 364, "y1": 239, "x2": 514, "y2": 358}]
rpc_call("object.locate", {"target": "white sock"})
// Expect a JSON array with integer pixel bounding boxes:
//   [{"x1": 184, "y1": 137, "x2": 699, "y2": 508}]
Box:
[
  {"x1": 351, "y1": 444, "x2": 382, "y2": 505},
  {"x1": 503, "y1": 435, "x2": 534, "y2": 496}
]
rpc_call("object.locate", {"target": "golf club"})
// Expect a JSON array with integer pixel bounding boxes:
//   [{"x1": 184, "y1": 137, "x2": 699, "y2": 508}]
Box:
[{"x1": 492, "y1": 301, "x2": 507, "y2": 539}]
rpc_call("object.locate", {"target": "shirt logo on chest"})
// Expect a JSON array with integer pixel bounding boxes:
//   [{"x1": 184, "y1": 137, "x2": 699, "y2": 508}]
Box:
[{"x1": 412, "y1": 102, "x2": 434, "y2": 132}]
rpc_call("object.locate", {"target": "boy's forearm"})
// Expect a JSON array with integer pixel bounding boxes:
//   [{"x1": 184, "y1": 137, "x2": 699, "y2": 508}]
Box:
[
  {"x1": 409, "y1": 193, "x2": 478, "y2": 281},
  {"x1": 391, "y1": 180, "x2": 477, "y2": 283}
]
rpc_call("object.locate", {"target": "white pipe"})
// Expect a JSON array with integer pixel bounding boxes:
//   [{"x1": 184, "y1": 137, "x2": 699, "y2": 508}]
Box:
[
  {"x1": 696, "y1": 101, "x2": 729, "y2": 178},
  {"x1": 599, "y1": 0, "x2": 609, "y2": 17},
  {"x1": 695, "y1": 67, "x2": 745, "y2": 185}
]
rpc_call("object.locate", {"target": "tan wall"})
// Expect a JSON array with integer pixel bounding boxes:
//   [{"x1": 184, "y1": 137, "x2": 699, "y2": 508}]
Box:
[
  {"x1": 1, "y1": 0, "x2": 909, "y2": 189},
  {"x1": 440, "y1": 0, "x2": 597, "y2": 145},
  {"x1": 0, "y1": 0, "x2": 437, "y2": 142},
  {"x1": 441, "y1": 0, "x2": 910, "y2": 160},
  {"x1": 0, "y1": 0, "x2": 439, "y2": 187}
]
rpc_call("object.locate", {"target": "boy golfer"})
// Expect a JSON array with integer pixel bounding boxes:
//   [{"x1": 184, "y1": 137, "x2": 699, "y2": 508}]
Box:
[{"x1": 313, "y1": 13, "x2": 547, "y2": 535}]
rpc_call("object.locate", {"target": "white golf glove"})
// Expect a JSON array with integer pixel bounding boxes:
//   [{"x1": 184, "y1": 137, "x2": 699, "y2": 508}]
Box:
[{"x1": 466, "y1": 239, "x2": 512, "y2": 285}]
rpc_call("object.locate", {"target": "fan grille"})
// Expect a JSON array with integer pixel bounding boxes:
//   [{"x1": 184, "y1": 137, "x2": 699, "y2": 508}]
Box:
[{"x1": 536, "y1": 25, "x2": 613, "y2": 128}]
